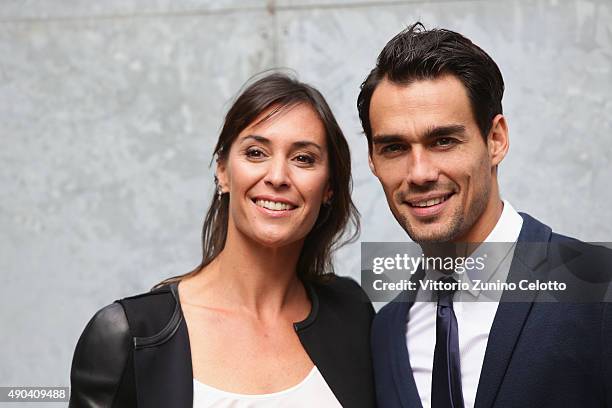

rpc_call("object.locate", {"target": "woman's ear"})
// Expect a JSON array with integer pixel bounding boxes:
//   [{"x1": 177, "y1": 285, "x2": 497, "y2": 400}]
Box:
[
  {"x1": 323, "y1": 187, "x2": 333, "y2": 205},
  {"x1": 215, "y1": 157, "x2": 229, "y2": 194},
  {"x1": 488, "y1": 114, "x2": 509, "y2": 167}
]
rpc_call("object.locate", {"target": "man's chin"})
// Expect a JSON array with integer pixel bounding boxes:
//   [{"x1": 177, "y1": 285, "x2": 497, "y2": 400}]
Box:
[
  {"x1": 401, "y1": 218, "x2": 459, "y2": 244},
  {"x1": 408, "y1": 232, "x2": 454, "y2": 244}
]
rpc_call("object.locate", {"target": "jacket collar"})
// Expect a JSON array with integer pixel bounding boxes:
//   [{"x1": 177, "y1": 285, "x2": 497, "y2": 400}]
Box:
[
  {"x1": 390, "y1": 268, "x2": 426, "y2": 408},
  {"x1": 130, "y1": 282, "x2": 193, "y2": 408},
  {"x1": 129, "y1": 282, "x2": 325, "y2": 408},
  {"x1": 130, "y1": 278, "x2": 374, "y2": 408},
  {"x1": 474, "y1": 212, "x2": 551, "y2": 408}
]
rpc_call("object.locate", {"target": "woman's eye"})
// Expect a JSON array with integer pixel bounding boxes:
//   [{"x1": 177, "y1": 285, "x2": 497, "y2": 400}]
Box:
[
  {"x1": 295, "y1": 154, "x2": 315, "y2": 164},
  {"x1": 245, "y1": 148, "x2": 265, "y2": 158}
]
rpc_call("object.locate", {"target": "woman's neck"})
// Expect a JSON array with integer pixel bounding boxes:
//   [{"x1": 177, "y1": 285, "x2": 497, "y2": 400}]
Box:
[{"x1": 183, "y1": 226, "x2": 308, "y2": 322}]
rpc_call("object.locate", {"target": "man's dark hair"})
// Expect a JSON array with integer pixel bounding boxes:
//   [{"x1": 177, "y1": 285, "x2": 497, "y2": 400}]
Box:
[{"x1": 357, "y1": 22, "x2": 505, "y2": 146}]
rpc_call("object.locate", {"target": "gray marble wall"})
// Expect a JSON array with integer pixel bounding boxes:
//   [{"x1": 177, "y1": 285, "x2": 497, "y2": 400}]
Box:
[{"x1": 1, "y1": 0, "x2": 611, "y2": 391}]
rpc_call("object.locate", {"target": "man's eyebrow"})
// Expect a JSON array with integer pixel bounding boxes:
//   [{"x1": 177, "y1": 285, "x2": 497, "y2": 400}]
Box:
[
  {"x1": 423, "y1": 124, "x2": 466, "y2": 139},
  {"x1": 240, "y1": 135, "x2": 323, "y2": 151},
  {"x1": 372, "y1": 125, "x2": 466, "y2": 144},
  {"x1": 372, "y1": 134, "x2": 405, "y2": 145}
]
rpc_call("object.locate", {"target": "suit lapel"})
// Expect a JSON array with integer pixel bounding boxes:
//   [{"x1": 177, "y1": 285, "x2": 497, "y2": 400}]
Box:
[
  {"x1": 474, "y1": 213, "x2": 551, "y2": 408},
  {"x1": 473, "y1": 261, "x2": 535, "y2": 408},
  {"x1": 390, "y1": 269, "x2": 425, "y2": 408}
]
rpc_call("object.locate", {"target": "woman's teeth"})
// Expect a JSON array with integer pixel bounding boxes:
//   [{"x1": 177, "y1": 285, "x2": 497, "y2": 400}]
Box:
[{"x1": 255, "y1": 199, "x2": 294, "y2": 211}]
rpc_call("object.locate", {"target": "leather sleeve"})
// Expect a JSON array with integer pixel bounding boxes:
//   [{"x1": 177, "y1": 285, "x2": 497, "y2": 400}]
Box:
[{"x1": 69, "y1": 302, "x2": 132, "y2": 408}]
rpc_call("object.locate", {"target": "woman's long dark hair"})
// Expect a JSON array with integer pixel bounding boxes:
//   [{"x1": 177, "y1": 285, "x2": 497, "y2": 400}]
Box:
[{"x1": 158, "y1": 72, "x2": 359, "y2": 286}]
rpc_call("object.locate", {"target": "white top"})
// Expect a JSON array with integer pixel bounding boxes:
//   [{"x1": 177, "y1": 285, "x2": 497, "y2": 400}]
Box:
[
  {"x1": 193, "y1": 366, "x2": 342, "y2": 408},
  {"x1": 406, "y1": 200, "x2": 524, "y2": 408}
]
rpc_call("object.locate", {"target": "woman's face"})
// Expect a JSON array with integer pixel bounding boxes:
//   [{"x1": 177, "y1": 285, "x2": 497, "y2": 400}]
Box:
[{"x1": 217, "y1": 103, "x2": 332, "y2": 248}]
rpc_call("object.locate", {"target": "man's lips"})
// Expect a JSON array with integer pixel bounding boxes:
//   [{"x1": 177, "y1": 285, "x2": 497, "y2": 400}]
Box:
[
  {"x1": 403, "y1": 193, "x2": 455, "y2": 218},
  {"x1": 406, "y1": 193, "x2": 454, "y2": 208}
]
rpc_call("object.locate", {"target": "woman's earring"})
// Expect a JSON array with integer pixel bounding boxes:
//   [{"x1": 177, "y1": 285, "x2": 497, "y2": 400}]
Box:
[
  {"x1": 214, "y1": 176, "x2": 224, "y2": 200},
  {"x1": 323, "y1": 194, "x2": 332, "y2": 207}
]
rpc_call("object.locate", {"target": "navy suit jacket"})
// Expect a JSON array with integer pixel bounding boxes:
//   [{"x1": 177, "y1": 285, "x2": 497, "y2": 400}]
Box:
[{"x1": 372, "y1": 213, "x2": 612, "y2": 408}]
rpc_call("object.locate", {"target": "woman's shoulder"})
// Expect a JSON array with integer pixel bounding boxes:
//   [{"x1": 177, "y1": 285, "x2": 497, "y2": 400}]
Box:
[
  {"x1": 74, "y1": 302, "x2": 131, "y2": 352},
  {"x1": 75, "y1": 283, "x2": 178, "y2": 347},
  {"x1": 309, "y1": 274, "x2": 374, "y2": 318},
  {"x1": 117, "y1": 283, "x2": 179, "y2": 338},
  {"x1": 70, "y1": 302, "x2": 133, "y2": 407},
  {"x1": 311, "y1": 274, "x2": 370, "y2": 301},
  {"x1": 69, "y1": 284, "x2": 180, "y2": 406}
]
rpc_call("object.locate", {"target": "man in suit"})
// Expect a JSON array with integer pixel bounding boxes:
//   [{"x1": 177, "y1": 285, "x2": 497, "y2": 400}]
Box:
[{"x1": 357, "y1": 22, "x2": 612, "y2": 408}]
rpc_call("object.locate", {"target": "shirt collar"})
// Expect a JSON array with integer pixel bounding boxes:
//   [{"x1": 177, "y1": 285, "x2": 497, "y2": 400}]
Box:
[
  {"x1": 483, "y1": 199, "x2": 523, "y2": 244},
  {"x1": 423, "y1": 200, "x2": 523, "y2": 299}
]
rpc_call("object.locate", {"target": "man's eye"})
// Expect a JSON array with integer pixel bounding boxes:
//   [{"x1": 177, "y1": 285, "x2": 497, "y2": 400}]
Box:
[
  {"x1": 381, "y1": 144, "x2": 406, "y2": 154},
  {"x1": 435, "y1": 138, "x2": 455, "y2": 147},
  {"x1": 295, "y1": 154, "x2": 315, "y2": 164}
]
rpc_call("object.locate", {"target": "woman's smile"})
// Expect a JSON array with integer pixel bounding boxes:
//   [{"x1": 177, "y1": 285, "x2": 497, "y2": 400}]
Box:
[{"x1": 252, "y1": 196, "x2": 299, "y2": 217}]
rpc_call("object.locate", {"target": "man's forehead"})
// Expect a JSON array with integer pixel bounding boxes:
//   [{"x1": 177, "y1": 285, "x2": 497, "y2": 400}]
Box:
[
  {"x1": 371, "y1": 75, "x2": 470, "y2": 107},
  {"x1": 369, "y1": 75, "x2": 474, "y2": 136}
]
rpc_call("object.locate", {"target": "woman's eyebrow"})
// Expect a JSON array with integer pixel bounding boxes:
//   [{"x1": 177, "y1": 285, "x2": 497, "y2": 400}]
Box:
[
  {"x1": 240, "y1": 135, "x2": 323, "y2": 152},
  {"x1": 292, "y1": 140, "x2": 323, "y2": 152},
  {"x1": 240, "y1": 134, "x2": 270, "y2": 144}
]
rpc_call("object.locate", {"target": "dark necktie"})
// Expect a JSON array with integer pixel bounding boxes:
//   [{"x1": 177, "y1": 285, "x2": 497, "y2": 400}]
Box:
[{"x1": 431, "y1": 277, "x2": 464, "y2": 408}]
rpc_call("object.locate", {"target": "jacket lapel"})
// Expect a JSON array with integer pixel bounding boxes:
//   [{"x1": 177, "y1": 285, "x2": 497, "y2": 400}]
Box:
[
  {"x1": 131, "y1": 283, "x2": 193, "y2": 408},
  {"x1": 390, "y1": 269, "x2": 425, "y2": 408},
  {"x1": 474, "y1": 213, "x2": 551, "y2": 408}
]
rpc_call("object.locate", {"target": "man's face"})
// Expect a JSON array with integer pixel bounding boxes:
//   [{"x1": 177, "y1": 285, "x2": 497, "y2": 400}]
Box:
[{"x1": 368, "y1": 74, "x2": 497, "y2": 243}]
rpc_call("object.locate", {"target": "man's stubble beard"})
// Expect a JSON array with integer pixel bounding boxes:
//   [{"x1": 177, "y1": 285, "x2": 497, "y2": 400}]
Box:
[{"x1": 393, "y1": 181, "x2": 491, "y2": 244}]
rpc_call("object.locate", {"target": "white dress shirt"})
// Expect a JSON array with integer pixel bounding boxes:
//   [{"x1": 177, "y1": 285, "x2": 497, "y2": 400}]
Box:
[{"x1": 406, "y1": 200, "x2": 523, "y2": 408}]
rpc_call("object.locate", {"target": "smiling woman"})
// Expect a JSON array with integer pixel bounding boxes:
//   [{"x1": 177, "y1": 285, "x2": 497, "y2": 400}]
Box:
[
  {"x1": 68, "y1": 73, "x2": 376, "y2": 408},
  {"x1": 217, "y1": 103, "x2": 333, "y2": 252}
]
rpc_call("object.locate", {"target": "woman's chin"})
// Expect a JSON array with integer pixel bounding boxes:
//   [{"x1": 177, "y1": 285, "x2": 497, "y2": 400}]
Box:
[
  {"x1": 254, "y1": 236, "x2": 296, "y2": 249},
  {"x1": 249, "y1": 229, "x2": 306, "y2": 250}
]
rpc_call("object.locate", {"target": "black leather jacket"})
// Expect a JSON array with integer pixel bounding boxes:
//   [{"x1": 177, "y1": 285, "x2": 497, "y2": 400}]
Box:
[{"x1": 69, "y1": 276, "x2": 376, "y2": 407}]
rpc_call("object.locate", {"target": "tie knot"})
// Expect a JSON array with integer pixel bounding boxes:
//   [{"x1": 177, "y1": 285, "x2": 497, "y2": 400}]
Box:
[{"x1": 437, "y1": 277, "x2": 458, "y2": 307}]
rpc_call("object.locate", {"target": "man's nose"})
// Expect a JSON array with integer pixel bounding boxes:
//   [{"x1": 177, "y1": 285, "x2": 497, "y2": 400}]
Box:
[
  {"x1": 264, "y1": 157, "x2": 291, "y2": 189},
  {"x1": 407, "y1": 149, "x2": 439, "y2": 186}
]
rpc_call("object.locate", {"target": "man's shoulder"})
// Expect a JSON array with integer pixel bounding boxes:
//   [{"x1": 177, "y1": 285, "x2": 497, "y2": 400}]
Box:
[
  {"x1": 519, "y1": 211, "x2": 611, "y2": 256},
  {"x1": 518, "y1": 212, "x2": 612, "y2": 302}
]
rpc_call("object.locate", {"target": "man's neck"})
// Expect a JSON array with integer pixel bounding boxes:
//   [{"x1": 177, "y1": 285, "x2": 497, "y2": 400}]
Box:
[{"x1": 421, "y1": 197, "x2": 504, "y2": 260}]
